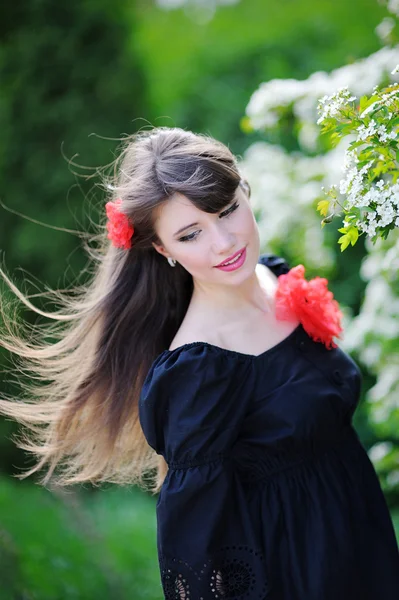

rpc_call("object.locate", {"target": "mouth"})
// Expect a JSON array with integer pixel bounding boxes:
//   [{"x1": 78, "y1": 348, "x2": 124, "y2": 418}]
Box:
[{"x1": 214, "y1": 246, "x2": 246, "y2": 267}]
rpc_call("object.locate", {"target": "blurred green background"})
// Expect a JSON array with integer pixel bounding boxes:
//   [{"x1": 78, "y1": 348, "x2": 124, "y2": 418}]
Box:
[{"x1": 0, "y1": 1, "x2": 398, "y2": 598}]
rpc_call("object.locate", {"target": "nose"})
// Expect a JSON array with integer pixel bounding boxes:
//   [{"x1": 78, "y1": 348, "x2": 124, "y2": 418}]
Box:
[{"x1": 211, "y1": 221, "x2": 236, "y2": 256}]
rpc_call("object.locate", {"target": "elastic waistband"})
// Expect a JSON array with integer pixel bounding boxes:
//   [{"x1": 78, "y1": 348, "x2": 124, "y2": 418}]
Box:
[{"x1": 237, "y1": 425, "x2": 361, "y2": 485}]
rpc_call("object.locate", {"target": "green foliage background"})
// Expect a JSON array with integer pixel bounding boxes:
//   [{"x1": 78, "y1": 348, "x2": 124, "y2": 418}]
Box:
[{"x1": 0, "y1": 0, "x2": 396, "y2": 598}]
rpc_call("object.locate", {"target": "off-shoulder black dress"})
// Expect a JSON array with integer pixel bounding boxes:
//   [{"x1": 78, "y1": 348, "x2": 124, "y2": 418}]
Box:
[{"x1": 139, "y1": 254, "x2": 399, "y2": 600}]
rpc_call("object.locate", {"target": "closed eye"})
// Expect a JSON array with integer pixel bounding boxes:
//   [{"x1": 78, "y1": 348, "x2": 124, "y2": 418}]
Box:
[
  {"x1": 178, "y1": 202, "x2": 240, "y2": 242},
  {"x1": 220, "y1": 201, "x2": 239, "y2": 218}
]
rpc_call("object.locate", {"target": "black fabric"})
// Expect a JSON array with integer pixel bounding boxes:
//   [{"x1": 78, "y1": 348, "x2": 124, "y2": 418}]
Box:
[{"x1": 139, "y1": 253, "x2": 399, "y2": 599}]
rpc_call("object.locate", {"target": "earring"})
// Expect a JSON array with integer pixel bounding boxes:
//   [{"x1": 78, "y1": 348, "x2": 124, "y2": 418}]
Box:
[{"x1": 167, "y1": 257, "x2": 177, "y2": 267}]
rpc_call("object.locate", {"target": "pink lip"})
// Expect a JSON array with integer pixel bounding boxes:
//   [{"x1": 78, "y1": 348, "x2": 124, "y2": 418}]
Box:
[
  {"x1": 214, "y1": 247, "x2": 247, "y2": 271},
  {"x1": 215, "y1": 247, "x2": 246, "y2": 267}
]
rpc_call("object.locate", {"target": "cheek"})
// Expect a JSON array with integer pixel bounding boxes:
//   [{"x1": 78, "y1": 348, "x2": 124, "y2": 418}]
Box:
[
  {"x1": 239, "y1": 205, "x2": 258, "y2": 233},
  {"x1": 175, "y1": 246, "x2": 210, "y2": 273}
]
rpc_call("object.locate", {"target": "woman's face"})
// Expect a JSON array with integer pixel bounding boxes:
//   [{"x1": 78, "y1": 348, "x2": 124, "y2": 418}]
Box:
[{"x1": 152, "y1": 184, "x2": 260, "y2": 285}]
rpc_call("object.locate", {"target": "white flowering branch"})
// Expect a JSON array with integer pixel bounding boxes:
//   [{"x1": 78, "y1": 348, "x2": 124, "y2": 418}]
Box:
[{"x1": 316, "y1": 79, "x2": 399, "y2": 251}]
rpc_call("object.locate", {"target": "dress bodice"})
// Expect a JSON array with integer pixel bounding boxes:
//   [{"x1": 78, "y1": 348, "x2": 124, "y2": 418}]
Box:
[{"x1": 138, "y1": 253, "x2": 399, "y2": 600}]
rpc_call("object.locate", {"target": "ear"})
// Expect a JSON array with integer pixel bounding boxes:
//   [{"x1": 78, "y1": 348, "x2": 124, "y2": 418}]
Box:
[
  {"x1": 152, "y1": 241, "x2": 170, "y2": 259},
  {"x1": 239, "y1": 178, "x2": 251, "y2": 198}
]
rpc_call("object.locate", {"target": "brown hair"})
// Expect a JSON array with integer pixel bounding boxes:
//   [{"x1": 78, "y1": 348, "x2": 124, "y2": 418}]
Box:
[{"x1": 0, "y1": 126, "x2": 245, "y2": 494}]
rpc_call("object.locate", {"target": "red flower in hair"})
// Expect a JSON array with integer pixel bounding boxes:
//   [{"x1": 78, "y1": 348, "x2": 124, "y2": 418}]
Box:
[
  {"x1": 275, "y1": 264, "x2": 343, "y2": 350},
  {"x1": 105, "y1": 198, "x2": 134, "y2": 250}
]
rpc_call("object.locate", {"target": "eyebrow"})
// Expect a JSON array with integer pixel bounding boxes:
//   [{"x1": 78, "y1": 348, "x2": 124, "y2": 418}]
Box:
[
  {"x1": 173, "y1": 222, "x2": 200, "y2": 237},
  {"x1": 172, "y1": 196, "x2": 239, "y2": 238}
]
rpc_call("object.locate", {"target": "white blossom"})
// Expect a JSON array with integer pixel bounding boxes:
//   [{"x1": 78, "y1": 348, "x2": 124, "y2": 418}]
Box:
[
  {"x1": 246, "y1": 47, "x2": 399, "y2": 151},
  {"x1": 376, "y1": 17, "x2": 396, "y2": 43},
  {"x1": 243, "y1": 43, "x2": 399, "y2": 484},
  {"x1": 316, "y1": 87, "x2": 356, "y2": 124},
  {"x1": 387, "y1": 0, "x2": 399, "y2": 17},
  {"x1": 246, "y1": 79, "x2": 310, "y2": 129},
  {"x1": 368, "y1": 441, "x2": 393, "y2": 463}
]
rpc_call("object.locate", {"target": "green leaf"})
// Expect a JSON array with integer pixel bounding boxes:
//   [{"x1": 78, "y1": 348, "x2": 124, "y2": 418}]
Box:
[
  {"x1": 338, "y1": 234, "x2": 351, "y2": 252},
  {"x1": 374, "y1": 146, "x2": 391, "y2": 157},
  {"x1": 359, "y1": 95, "x2": 370, "y2": 112},
  {"x1": 317, "y1": 199, "x2": 330, "y2": 217},
  {"x1": 359, "y1": 94, "x2": 380, "y2": 113},
  {"x1": 336, "y1": 123, "x2": 356, "y2": 135},
  {"x1": 348, "y1": 140, "x2": 366, "y2": 150},
  {"x1": 347, "y1": 226, "x2": 359, "y2": 245},
  {"x1": 330, "y1": 131, "x2": 342, "y2": 147},
  {"x1": 372, "y1": 163, "x2": 387, "y2": 178}
]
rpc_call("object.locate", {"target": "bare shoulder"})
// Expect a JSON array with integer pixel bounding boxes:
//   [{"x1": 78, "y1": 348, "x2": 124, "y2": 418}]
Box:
[
  {"x1": 168, "y1": 322, "x2": 213, "y2": 351},
  {"x1": 256, "y1": 261, "x2": 279, "y2": 285},
  {"x1": 168, "y1": 303, "x2": 218, "y2": 351}
]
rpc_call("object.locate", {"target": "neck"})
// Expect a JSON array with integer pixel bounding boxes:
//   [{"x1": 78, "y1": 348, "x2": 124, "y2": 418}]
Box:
[{"x1": 190, "y1": 264, "x2": 274, "y2": 316}]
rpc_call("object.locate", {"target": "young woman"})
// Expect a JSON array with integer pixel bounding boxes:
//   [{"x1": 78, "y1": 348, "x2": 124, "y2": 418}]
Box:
[{"x1": 0, "y1": 127, "x2": 398, "y2": 599}]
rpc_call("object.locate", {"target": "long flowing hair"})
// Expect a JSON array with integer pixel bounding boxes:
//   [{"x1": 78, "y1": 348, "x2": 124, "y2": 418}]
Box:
[{"x1": 0, "y1": 127, "x2": 244, "y2": 494}]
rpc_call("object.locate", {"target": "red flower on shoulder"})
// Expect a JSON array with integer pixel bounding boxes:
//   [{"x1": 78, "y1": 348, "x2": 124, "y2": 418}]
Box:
[{"x1": 275, "y1": 264, "x2": 343, "y2": 350}]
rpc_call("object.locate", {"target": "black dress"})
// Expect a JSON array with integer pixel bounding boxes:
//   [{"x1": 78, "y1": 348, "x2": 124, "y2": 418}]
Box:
[{"x1": 139, "y1": 254, "x2": 399, "y2": 600}]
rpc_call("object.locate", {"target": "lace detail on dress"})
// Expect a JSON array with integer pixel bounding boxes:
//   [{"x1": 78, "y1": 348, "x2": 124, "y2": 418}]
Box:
[
  {"x1": 160, "y1": 557, "x2": 194, "y2": 599},
  {"x1": 159, "y1": 545, "x2": 270, "y2": 599}
]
